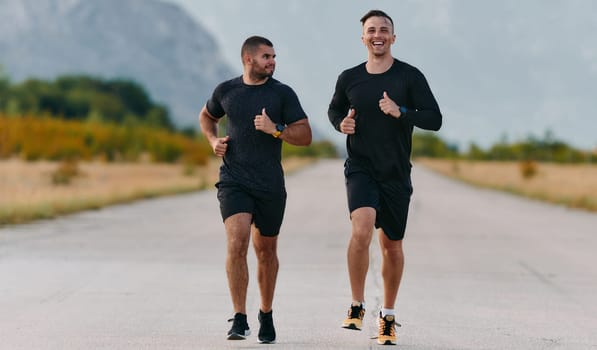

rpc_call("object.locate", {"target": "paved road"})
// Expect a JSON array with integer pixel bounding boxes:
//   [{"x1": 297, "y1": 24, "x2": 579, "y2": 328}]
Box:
[{"x1": 1, "y1": 159, "x2": 596, "y2": 349}]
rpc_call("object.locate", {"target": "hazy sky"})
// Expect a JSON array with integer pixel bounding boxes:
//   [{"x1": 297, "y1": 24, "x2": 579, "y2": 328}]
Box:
[{"x1": 167, "y1": 0, "x2": 597, "y2": 151}]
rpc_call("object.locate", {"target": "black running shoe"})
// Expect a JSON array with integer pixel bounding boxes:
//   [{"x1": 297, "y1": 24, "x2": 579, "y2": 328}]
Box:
[
  {"x1": 258, "y1": 310, "x2": 276, "y2": 344},
  {"x1": 227, "y1": 313, "x2": 250, "y2": 340}
]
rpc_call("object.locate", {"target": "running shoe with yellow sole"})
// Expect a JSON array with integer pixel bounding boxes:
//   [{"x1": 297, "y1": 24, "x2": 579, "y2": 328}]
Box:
[
  {"x1": 341, "y1": 303, "x2": 365, "y2": 330},
  {"x1": 377, "y1": 312, "x2": 401, "y2": 345}
]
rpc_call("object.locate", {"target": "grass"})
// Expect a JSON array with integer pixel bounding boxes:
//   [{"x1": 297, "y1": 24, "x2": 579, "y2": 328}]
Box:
[
  {"x1": 417, "y1": 158, "x2": 597, "y2": 212},
  {"x1": 0, "y1": 159, "x2": 209, "y2": 225},
  {"x1": 0, "y1": 157, "x2": 317, "y2": 225}
]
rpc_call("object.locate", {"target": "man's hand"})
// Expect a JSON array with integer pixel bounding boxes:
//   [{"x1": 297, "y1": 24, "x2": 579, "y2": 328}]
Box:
[
  {"x1": 254, "y1": 108, "x2": 276, "y2": 135},
  {"x1": 340, "y1": 108, "x2": 356, "y2": 134},
  {"x1": 211, "y1": 135, "x2": 229, "y2": 157},
  {"x1": 379, "y1": 91, "x2": 402, "y2": 118}
]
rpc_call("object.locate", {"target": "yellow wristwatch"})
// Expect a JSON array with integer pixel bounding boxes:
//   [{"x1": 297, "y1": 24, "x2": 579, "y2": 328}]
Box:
[{"x1": 273, "y1": 123, "x2": 285, "y2": 138}]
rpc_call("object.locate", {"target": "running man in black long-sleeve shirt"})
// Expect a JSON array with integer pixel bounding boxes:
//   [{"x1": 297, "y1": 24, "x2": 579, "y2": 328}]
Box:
[{"x1": 328, "y1": 9, "x2": 442, "y2": 346}]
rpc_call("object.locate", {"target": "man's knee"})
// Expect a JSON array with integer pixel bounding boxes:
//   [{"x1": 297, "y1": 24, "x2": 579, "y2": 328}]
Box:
[
  {"x1": 350, "y1": 229, "x2": 373, "y2": 250},
  {"x1": 253, "y1": 233, "x2": 278, "y2": 261},
  {"x1": 380, "y1": 235, "x2": 403, "y2": 258},
  {"x1": 228, "y1": 235, "x2": 249, "y2": 256},
  {"x1": 350, "y1": 207, "x2": 375, "y2": 247},
  {"x1": 225, "y1": 213, "x2": 252, "y2": 254}
]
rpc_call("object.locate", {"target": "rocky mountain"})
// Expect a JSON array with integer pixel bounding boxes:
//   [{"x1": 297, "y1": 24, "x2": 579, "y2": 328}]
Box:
[{"x1": 0, "y1": 0, "x2": 235, "y2": 127}]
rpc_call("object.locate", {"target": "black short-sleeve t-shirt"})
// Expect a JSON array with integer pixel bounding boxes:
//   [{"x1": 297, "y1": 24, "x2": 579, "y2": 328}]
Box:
[{"x1": 206, "y1": 76, "x2": 307, "y2": 193}]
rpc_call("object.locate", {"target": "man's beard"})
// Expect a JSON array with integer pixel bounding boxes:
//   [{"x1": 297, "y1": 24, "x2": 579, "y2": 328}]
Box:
[
  {"x1": 249, "y1": 62, "x2": 274, "y2": 81},
  {"x1": 250, "y1": 70, "x2": 273, "y2": 81}
]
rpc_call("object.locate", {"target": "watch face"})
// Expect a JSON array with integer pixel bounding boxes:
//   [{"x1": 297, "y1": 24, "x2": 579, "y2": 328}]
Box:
[{"x1": 276, "y1": 124, "x2": 285, "y2": 132}]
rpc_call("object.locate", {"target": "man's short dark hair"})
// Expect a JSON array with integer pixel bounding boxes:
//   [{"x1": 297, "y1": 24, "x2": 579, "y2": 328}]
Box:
[
  {"x1": 360, "y1": 10, "x2": 394, "y2": 31},
  {"x1": 241, "y1": 36, "x2": 273, "y2": 57}
]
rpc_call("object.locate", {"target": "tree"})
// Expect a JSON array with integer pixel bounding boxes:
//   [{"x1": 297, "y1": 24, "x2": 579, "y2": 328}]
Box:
[
  {"x1": 0, "y1": 65, "x2": 9, "y2": 93},
  {"x1": 146, "y1": 105, "x2": 174, "y2": 130},
  {"x1": 2, "y1": 74, "x2": 177, "y2": 130},
  {"x1": 467, "y1": 142, "x2": 486, "y2": 160},
  {"x1": 107, "y1": 79, "x2": 151, "y2": 117},
  {"x1": 412, "y1": 132, "x2": 458, "y2": 158}
]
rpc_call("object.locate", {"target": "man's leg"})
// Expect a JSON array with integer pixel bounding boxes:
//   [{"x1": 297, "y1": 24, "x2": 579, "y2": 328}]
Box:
[
  {"x1": 224, "y1": 213, "x2": 252, "y2": 314},
  {"x1": 378, "y1": 229, "x2": 404, "y2": 310},
  {"x1": 251, "y1": 225, "x2": 279, "y2": 313},
  {"x1": 252, "y1": 225, "x2": 279, "y2": 343},
  {"x1": 347, "y1": 207, "x2": 376, "y2": 302},
  {"x1": 376, "y1": 230, "x2": 403, "y2": 345},
  {"x1": 341, "y1": 207, "x2": 376, "y2": 330}
]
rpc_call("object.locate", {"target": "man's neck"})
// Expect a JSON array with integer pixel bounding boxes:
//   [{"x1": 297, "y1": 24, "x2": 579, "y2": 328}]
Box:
[
  {"x1": 242, "y1": 72, "x2": 269, "y2": 85},
  {"x1": 365, "y1": 55, "x2": 394, "y2": 74}
]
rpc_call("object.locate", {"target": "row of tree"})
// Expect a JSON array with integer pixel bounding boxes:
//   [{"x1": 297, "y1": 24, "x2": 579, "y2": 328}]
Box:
[
  {"x1": 0, "y1": 69, "x2": 338, "y2": 162},
  {"x1": 0, "y1": 70, "x2": 174, "y2": 130},
  {"x1": 0, "y1": 115, "x2": 211, "y2": 164},
  {"x1": 412, "y1": 131, "x2": 595, "y2": 163},
  {"x1": 2, "y1": 67, "x2": 591, "y2": 163}
]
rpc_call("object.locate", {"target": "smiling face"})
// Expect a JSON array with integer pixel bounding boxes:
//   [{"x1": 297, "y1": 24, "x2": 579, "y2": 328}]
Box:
[
  {"x1": 245, "y1": 44, "x2": 276, "y2": 82},
  {"x1": 361, "y1": 16, "x2": 396, "y2": 57}
]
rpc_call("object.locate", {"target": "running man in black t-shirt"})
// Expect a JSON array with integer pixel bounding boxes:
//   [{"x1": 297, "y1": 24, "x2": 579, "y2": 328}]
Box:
[
  {"x1": 199, "y1": 36, "x2": 312, "y2": 343},
  {"x1": 328, "y1": 10, "x2": 442, "y2": 345}
]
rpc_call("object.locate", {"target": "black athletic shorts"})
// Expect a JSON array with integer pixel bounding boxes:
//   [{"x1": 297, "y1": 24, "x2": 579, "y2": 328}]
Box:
[
  {"x1": 344, "y1": 159, "x2": 412, "y2": 241},
  {"x1": 216, "y1": 181, "x2": 287, "y2": 237}
]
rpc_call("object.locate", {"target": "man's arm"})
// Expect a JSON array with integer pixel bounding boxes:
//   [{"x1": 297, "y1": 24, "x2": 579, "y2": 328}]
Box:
[
  {"x1": 279, "y1": 118, "x2": 312, "y2": 146},
  {"x1": 199, "y1": 105, "x2": 229, "y2": 157},
  {"x1": 328, "y1": 76, "x2": 350, "y2": 132},
  {"x1": 254, "y1": 108, "x2": 312, "y2": 146},
  {"x1": 402, "y1": 70, "x2": 442, "y2": 131}
]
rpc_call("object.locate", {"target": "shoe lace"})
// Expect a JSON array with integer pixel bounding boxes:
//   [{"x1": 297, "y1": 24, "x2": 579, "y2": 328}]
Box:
[
  {"x1": 227, "y1": 314, "x2": 247, "y2": 328},
  {"x1": 348, "y1": 305, "x2": 364, "y2": 319},
  {"x1": 379, "y1": 317, "x2": 402, "y2": 337}
]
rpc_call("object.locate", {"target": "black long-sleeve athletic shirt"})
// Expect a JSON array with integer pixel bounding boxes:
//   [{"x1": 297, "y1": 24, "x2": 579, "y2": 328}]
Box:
[{"x1": 328, "y1": 59, "x2": 442, "y2": 182}]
